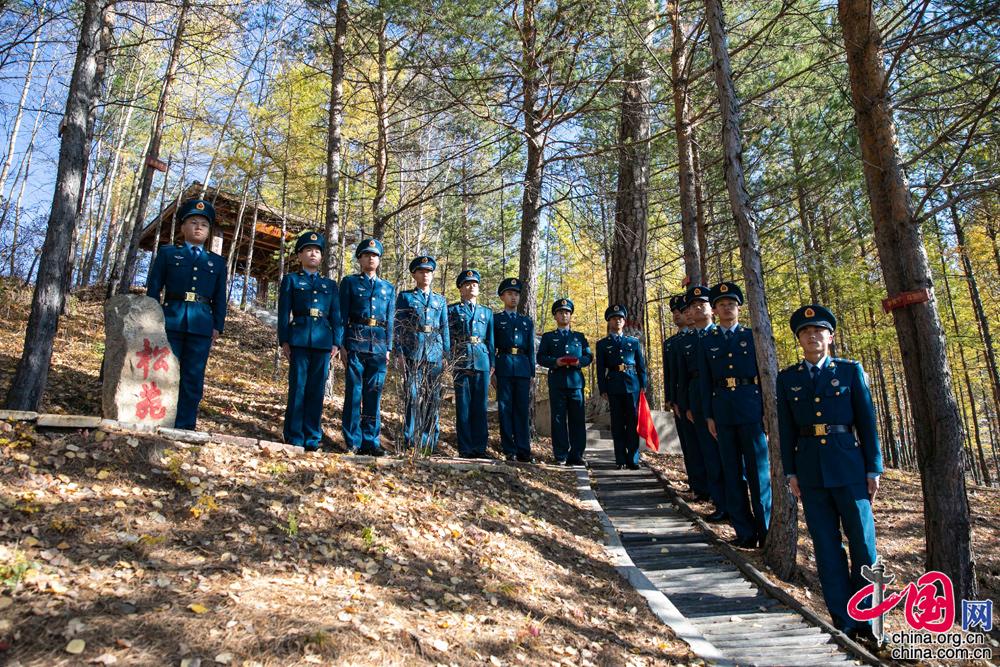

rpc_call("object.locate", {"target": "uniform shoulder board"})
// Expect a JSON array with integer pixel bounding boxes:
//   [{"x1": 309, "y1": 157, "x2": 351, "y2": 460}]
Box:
[
  {"x1": 782, "y1": 362, "x2": 799, "y2": 373},
  {"x1": 449, "y1": 301, "x2": 461, "y2": 308}
]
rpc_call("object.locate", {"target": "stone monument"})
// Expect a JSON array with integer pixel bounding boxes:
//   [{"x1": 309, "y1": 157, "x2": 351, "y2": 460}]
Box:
[{"x1": 102, "y1": 294, "x2": 180, "y2": 428}]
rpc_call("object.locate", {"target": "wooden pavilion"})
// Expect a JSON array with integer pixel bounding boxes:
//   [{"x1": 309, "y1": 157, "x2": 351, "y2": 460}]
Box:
[{"x1": 138, "y1": 182, "x2": 356, "y2": 300}]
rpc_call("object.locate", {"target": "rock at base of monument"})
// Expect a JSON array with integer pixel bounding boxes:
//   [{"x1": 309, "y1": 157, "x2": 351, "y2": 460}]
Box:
[
  {"x1": 102, "y1": 294, "x2": 180, "y2": 429},
  {"x1": 102, "y1": 419, "x2": 159, "y2": 434},
  {"x1": 36, "y1": 414, "x2": 103, "y2": 429},
  {"x1": 157, "y1": 427, "x2": 211, "y2": 444},
  {"x1": 212, "y1": 433, "x2": 258, "y2": 448},
  {"x1": 259, "y1": 440, "x2": 305, "y2": 457},
  {"x1": 0, "y1": 410, "x2": 39, "y2": 422}
]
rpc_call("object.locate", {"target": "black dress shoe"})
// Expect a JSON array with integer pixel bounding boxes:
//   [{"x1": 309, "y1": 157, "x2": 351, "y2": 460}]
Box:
[
  {"x1": 554, "y1": 459, "x2": 567, "y2": 466},
  {"x1": 505, "y1": 454, "x2": 517, "y2": 462},
  {"x1": 625, "y1": 463, "x2": 640, "y2": 470},
  {"x1": 459, "y1": 452, "x2": 478, "y2": 459},
  {"x1": 515, "y1": 455, "x2": 535, "y2": 463},
  {"x1": 729, "y1": 535, "x2": 758, "y2": 548},
  {"x1": 693, "y1": 493, "x2": 711, "y2": 501},
  {"x1": 615, "y1": 464, "x2": 624, "y2": 470},
  {"x1": 565, "y1": 458, "x2": 586, "y2": 467},
  {"x1": 705, "y1": 510, "x2": 729, "y2": 523},
  {"x1": 369, "y1": 448, "x2": 386, "y2": 457}
]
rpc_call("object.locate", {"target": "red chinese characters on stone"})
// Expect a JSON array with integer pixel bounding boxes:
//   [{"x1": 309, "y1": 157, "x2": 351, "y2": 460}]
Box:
[
  {"x1": 135, "y1": 381, "x2": 166, "y2": 420},
  {"x1": 135, "y1": 338, "x2": 170, "y2": 380},
  {"x1": 848, "y1": 570, "x2": 956, "y2": 632}
]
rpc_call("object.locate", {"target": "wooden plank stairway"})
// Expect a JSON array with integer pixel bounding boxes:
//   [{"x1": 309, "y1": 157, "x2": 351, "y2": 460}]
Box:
[{"x1": 582, "y1": 424, "x2": 876, "y2": 667}]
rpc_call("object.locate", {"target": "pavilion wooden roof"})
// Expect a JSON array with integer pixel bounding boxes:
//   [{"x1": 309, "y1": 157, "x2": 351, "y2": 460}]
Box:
[{"x1": 139, "y1": 182, "x2": 322, "y2": 282}]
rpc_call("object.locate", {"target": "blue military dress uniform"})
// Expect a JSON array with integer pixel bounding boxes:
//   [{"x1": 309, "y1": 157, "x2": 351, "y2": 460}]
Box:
[
  {"x1": 596, "y1": 305, "x2": 648, "y2": 468},
  {"x1": 394, "y1": 256, "x2": 450, "y2": 453},
  {"x1": 663, "y1": 295, "x2": 708, "y2": 496},
  {"x1": 340, "y1": 239, "x2": 396, "y2": 455},
  {"x1": 448, "y1": 269, "x2": 494, "y2": 457},
  {"x1": 494, "y1": 278, "x2": 536, "y2": 461},
  {"x1": 697, "y1": 282, "x2": 771, "y2": 545},
  {"x1": 277, "y1": 232, "x2": 343, "y2": 451},
  {"x1": 675, "y1": 285, "x2": 726, "y2": 512},
  {"x1": 777, "y1": 304, "x2": 882, "y2": 636},
  {"x1": 145, "y1": 199, "x2": 227, "y2": 430},
  {"x1": 537, "y1": 299, "x2": 592, "y2": 464}
]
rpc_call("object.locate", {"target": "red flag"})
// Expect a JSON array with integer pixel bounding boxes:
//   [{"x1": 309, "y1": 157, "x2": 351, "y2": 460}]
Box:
[{"x1": 636, "y1": 390, "x2": 660, "y2": 452}]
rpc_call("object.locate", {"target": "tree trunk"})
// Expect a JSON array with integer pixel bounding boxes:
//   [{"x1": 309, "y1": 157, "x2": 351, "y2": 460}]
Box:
[
  {"x1": 838, "y1": 0, "x2": 976, "y2": 604},
  {"x1": 371, "y1": 9, "x2": 389, "y2": 240},
  {"x1": 116, "y1": 0, "x2": 189, "y2": 293},
  {"x1": 950, "y1": 202, "x2": 1000, "y2": 427},
  {"x1": 324, "y1": 0, "x2": 348, "y2": 277},
  {"x1": 5, "y1": 0, "x2": 113, "y2": 410},
  {"x1": 240, "y1": 182, "x2": 260, "y2": 310},
  {"x1": 609, "y1": 3, "x2": 652, "y2": 337},
  {"x1": 668, "y1": 4, "x2": 701, "y2": 286},
  {"x1": 516, "y1": 0, "x2": 543, "y2": 319},
  {"x1": 0, "y1": 2, "x2": 42, "y2": 211},
  {"x1": 704, "y1": 0, "x2": 796, "y2": 580}
]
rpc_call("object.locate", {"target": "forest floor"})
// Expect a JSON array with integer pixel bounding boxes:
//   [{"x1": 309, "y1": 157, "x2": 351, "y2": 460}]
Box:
[
  {"x1": 0, "y1": 280, "x2": 696, "y2": 666},
  {"x1": 644, "y1": 451, "x2": 1000, "y2": 655}
]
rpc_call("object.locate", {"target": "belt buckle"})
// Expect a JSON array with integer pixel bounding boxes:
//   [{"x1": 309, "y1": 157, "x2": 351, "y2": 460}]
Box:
[
  {"x1": 184, "y1": 292, "x2": 197, "y2": 302},
  {"x1": 813, "y1": 424, "x2": 828, "y2": 437},
  {"x1": 309, "y1": 308, "x2": 321, "y2": 317},
  {"x1": 618, "y1": 364, "x2": 626, "y2": 371},
  {"x1": 366, "y1": 318, "x2": 378, "y2": 326},
  {"x1": 725, "y1": 377, "x2": 737, "y2": 389},
  {"x1": 511, "y1": 347, "x2": 519, "y2": 354},
  {"x1": 469, "y1": 336, "x2": 480, "y2": 344},
  {"x1": 421, "y1": 325, "x2": 432, "y2": 333}
]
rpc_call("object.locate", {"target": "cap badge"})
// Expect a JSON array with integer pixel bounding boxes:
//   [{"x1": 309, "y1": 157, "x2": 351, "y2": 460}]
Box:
[
  {"x1": 720, "y1": 284, "x2": 728, "y2": 293},
  {"x1": 310, "y1": 233, "x2": 317, "y2": 240},
  {"x1": 804, "y1": 307, "x2": 815, "y2": 317},
  {"x1": 195, "y1": 202, "x2": 205, "y2": 210}
]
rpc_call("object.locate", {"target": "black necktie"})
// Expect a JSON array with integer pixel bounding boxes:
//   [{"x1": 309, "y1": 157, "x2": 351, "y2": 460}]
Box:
[
  {"x1": 811, "y1": 364, "x2": 820, "y2": 389},
  {"x1": 192, "y1": 246, "x2": 201, "y2": 259}
]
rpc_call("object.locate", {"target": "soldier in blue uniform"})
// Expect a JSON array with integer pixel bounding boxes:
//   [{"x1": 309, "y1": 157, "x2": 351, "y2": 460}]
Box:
[
  {"x1": 537, "y1": 299, "x2": 592, "y2": 466},
  {"x1": 339, "y1": 239, "x2": 396, "y2": 456},
  {"x1": 698, "y1": 282, "x2": 771, "y2": 547},
  {"x1": 777, "y1": 304, "x2": 882, "y2": 642},
  {"x1": 676, "y1": 285, "x2": 727, "y2": 520},
  {"x1": 277, "y1": 232, "x2": 343, "y2": 451},
  {"x1": 146, "y1": 199, "x2": 227, "y2": 430},
  {"x1": 663, "y1": 294, "x2": 709, "y2": 498},
  {"x1": 394, "y1": 256, "x2": 450, "y2": 453},
  {"x1": 596, "y1": 305, "x2": 648, "y2": 470},
  {"x1": 493, "y1": 278, "x2": 536, "y2": 462},
  {"x1": 447, "y1": 269, "x2": 494, "y2": 458}
]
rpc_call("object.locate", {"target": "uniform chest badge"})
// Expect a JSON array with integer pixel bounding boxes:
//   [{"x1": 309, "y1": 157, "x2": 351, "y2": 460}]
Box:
[
  {"x1": 791, "y1": 386, "x2": 802, "y2": 392},
  {"x1": 740, "y1": 341, "x2": 747, "y2": 347},
  {"x1": 709, "y1": 347, "x2": 720, "y2": 352},
  {"x1": 831, "y1": 379, "x2": 840, "y2": 386}
]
